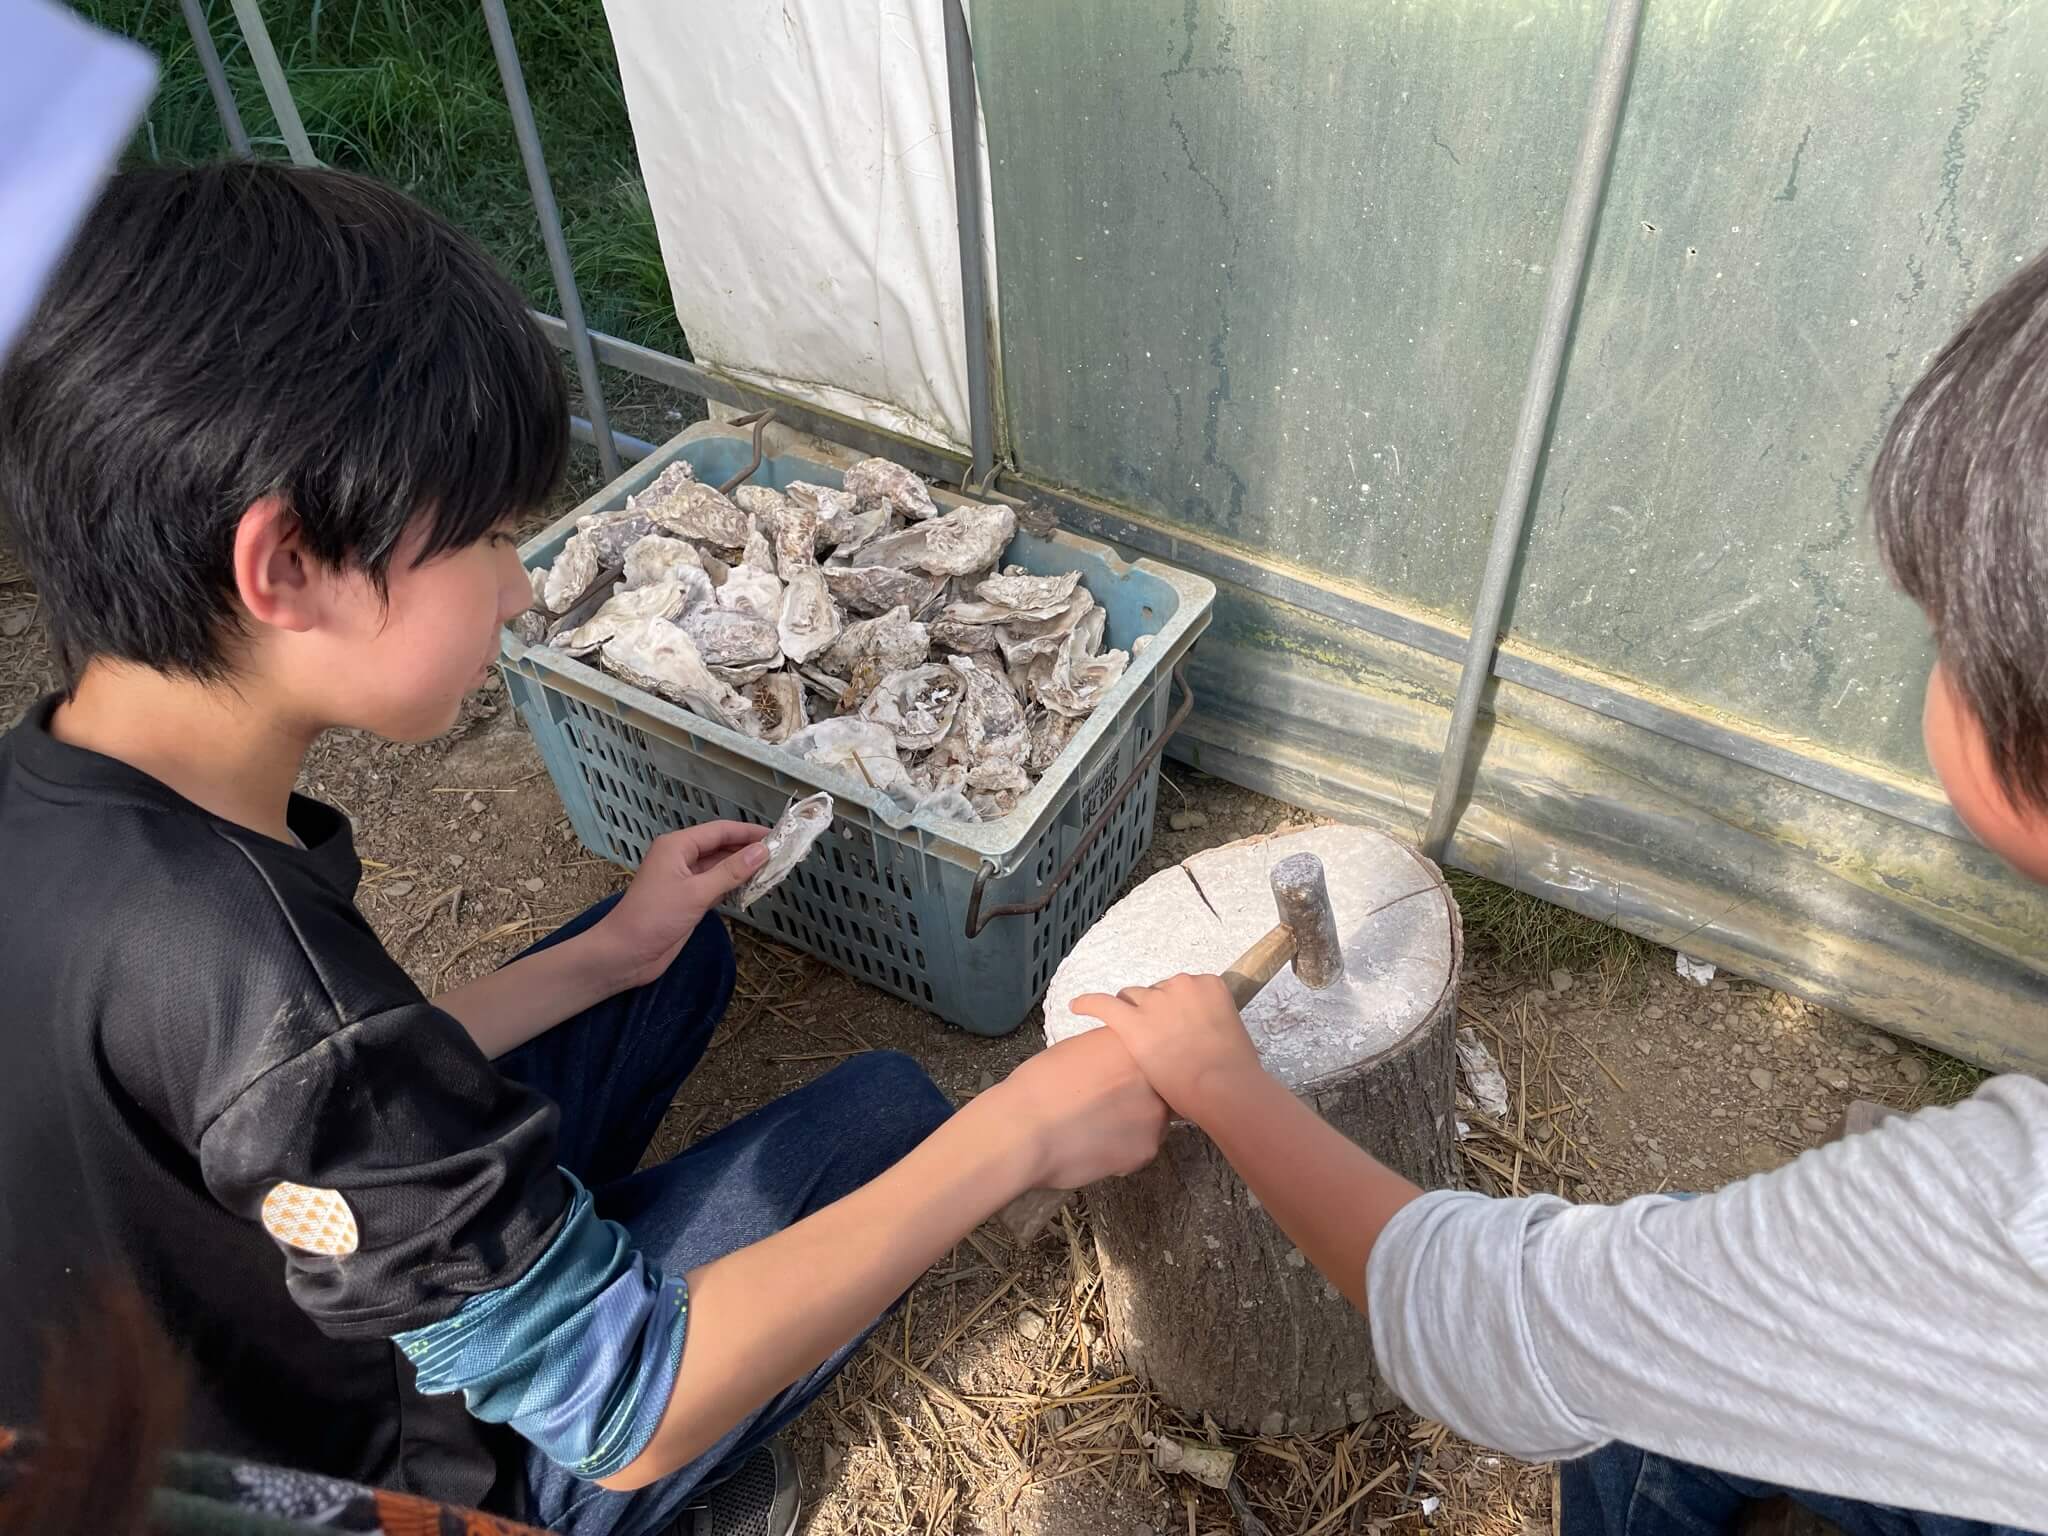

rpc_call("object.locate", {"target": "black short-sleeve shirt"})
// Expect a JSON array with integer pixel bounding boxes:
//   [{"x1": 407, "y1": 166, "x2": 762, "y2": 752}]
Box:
[{"x1": 0, "y1": 700, "x2": 570, "y2": 1513}]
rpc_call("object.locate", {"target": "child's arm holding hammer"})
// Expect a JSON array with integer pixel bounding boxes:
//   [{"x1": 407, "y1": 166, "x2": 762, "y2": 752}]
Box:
[{"x1": 1071, "y1": 975, "x2": 1422, "y2": 1311}]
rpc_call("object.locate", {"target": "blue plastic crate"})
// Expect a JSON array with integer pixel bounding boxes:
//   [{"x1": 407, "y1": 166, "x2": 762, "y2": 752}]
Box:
[{"x1": 501, "y1": 422, "x2": 1214, "y2": 1036}]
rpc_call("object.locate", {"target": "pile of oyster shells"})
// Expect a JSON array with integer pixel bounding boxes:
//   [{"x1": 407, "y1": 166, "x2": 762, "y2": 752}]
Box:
[{"x1": 518, "y1": 456, "x2": 1135, "y2": 823}]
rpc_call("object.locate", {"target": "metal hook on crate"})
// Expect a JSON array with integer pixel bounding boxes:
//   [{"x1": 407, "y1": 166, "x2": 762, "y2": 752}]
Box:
[
  {"x1": 716, "y1": 409, "x2": 780, "y2": 496},
  {"x1": 961, "y1": 658, "x2": 1194, "y2": 938}
]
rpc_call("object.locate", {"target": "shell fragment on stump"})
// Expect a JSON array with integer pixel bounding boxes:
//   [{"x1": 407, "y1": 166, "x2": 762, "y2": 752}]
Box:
[{"x1": 736, "y1": 792, "x2": 835, "y2": 909}]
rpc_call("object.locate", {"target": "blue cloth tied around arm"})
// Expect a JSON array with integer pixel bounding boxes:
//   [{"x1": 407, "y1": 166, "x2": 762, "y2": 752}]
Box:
[{"x1": 394, "y1": 1173, "x2": 687, "y2": 1480}]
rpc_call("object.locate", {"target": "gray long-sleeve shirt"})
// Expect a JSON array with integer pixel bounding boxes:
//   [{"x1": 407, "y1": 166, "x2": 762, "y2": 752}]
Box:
[{"x1": 1366, "y1": 1074, "x2": 2048, "y2": 1530}]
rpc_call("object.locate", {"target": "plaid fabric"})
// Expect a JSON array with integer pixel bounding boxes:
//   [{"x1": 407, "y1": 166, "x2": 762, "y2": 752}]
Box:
[{"x1": 0, "y1": 1427, "x2": 551, "y2": 1536}]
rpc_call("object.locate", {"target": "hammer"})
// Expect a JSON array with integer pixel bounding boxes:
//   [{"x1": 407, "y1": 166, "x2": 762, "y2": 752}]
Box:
[{"x1": 996, "y1": 852, "x2": 1346, "y2": 1244}]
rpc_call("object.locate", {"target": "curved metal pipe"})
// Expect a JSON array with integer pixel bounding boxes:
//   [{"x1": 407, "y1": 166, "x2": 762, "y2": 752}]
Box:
[{"x1": 1419, "y1": 0, "x2": 1646, "y2": 862}]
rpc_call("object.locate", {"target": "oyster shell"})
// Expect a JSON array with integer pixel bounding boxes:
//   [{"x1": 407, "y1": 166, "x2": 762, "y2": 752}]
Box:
[
  {"x1": 858, "y1": 664, "x2": 964, "y2": 753},
  {"x1": 742, "y1": 520, "x2": 777, "y2": 576},
  {"x1": 823, "y1": 564, "x2": 945, "y2": 617},
  {"x1": 645, "y1": 480, "x2": 751, "y2": 550},
  {"x1": 1025, "y1": 705, "x2": 1084, "y2": 772},
  {"x1": 542, "y1": 528, "x2": 604, "y2": 612},
  {"x1": 974, "y1": 568, "x2": 1081, "y2": 616},
  {"x1": 939, "y1": 654, "x2": 1028, "y2": 761},
  {"x1": 733, "y1": 484, "x2": 793, "y2": 523},
  {"x1": 842, "y1": 522, "x2": 930, "y2": 572},
  {"x1": 919, "y1": 502, "x2": 1016, "y2": 577},
  {"x1": 778, "y1": 568, "x2": 843, "y2": 665},
  {"x1": 744, "y1": 672, "x2": 808, "y2": 744},
  {"x1": 736, "y1": 792, "x2": 834, "y2": 909},
  {"x1": 1132, "y1": 633, "x2": 1156, "y2": 656},
  {"x1": 527, "y1": 565, "x2": 549, "y2": 611},
  {"x1": 996, "y1": 589, "x2": 1097, "y2": 667},
  {"x1": 818, "y1": 605, "x2": 929, "y2": 680},
  {"x1": 715, "y1": 564, "x2": 784, "y2": 622},
  {"x1": 622, "y1": 534, "x2": 704, "y2": 591},
  {"x1": 599, "y1": 616, "x2": 756, "y2": 734},
  {"x1": 626, "y1": 461, "x2": 696, "y2": 513},
  {"x1": 1029, "y1": 609, "x2": 1129, "y2": 717},
  {"x1": 784, "y1": 719, "x2": 918, "y2": 805},
  {"x1": 551, "y1": 576, "x2": 689, "y2": 655},
  {"x1": 576, "y1": 509, "x2": 658, "y2": 567},
  {"x1": 930, "y1": 619, "x2": 1001, "y2": 655},
  {"x1": 843, "y1": 457, "x2": 939, "y2": 521},
  {"x1": 709, "y1": 660, "x2": 778, "y2": 688},
  {"x1": 771, "y1": 501, "x2": 820, "y2": 572},
  {"x1": 787, "y1": 482, "x2": 878, "y2": 553},
  {"x1": 509, "y1": 609, "x2": 549, "y2": 646},
  {"x1": 682, "y1": 607, "x2": 781, "y2": 669}
]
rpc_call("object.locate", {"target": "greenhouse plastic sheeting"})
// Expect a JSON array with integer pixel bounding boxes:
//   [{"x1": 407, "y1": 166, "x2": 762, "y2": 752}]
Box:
[{"x1": 600, "y1": 0, "x2": 997, "y2": 451}]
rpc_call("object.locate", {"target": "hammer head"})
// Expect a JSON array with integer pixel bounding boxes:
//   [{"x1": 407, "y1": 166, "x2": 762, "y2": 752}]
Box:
[{"x1": 1270, "y1": 852, "x2": 1344, "y2": 990}]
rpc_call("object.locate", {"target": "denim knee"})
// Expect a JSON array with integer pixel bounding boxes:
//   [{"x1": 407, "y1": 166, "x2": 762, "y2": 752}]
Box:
[
  {"x1": 649, "y1": 912, "x2": 736, "y2": 1021},
  {"x1": 827, "y1": 1050, "x2": 953, "y2": 1155}
]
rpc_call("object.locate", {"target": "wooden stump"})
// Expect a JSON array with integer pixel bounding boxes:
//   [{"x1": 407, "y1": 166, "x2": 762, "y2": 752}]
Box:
[{"x1": 1042, "y1": 824, "x2": 1460, "y2": 1436}]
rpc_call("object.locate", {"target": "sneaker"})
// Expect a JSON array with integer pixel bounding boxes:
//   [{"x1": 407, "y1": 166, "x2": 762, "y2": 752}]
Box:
[{"x1": 671, "y1": 1438, "x2": 801, "y2": 1536}]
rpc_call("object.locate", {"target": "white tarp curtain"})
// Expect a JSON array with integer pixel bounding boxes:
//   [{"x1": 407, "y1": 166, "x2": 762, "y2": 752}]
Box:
[{"x1": 600, "y1": 0, "x2": 997, "y2": 453}]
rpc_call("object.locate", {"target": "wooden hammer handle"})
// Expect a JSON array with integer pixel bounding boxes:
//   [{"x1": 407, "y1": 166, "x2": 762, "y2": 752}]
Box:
[
  {"x1": 1220, "y1": 923, "x2": 1298, "y2": 1010},
  {"x1": 995, "y1": 921, "x2": 1299, "y2": 1245}
]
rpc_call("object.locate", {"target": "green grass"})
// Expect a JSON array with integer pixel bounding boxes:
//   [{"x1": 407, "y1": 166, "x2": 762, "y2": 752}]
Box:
[
  {"x1": 79, "y1": 0, "x2": 681, "y2": 351},
  {"x1": 1446, "y1": 868, "x2": 1652, "y2": 994}
]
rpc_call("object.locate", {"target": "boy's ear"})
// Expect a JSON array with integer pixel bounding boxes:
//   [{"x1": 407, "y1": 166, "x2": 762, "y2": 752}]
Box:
[{"x1": 231, "y1": 494, "x2": 323, "y2": 634}]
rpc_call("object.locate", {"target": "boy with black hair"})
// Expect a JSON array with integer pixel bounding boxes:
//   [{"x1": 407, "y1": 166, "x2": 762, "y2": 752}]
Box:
[
  {"x1": 1074, "y1": 249, "x2": 2048, "y2": 1535},
  {"x1": 0, "y1": 161, "x2": 1167, "y2": 1536}
]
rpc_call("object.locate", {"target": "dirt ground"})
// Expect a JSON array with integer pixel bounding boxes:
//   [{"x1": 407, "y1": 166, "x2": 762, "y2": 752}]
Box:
[{"x1": 0, "y1": 434, "x2": 1983, "y2": 1536}]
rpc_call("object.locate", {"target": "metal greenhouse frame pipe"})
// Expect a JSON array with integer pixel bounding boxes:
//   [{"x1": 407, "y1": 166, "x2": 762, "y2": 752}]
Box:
[
  {"x1": 179, "y1": 0, "x2": 251, "y2": 157},
  {"x1": 1419, "y1": 0, "x2": 1647, "y2": 862},
  {"x1": 943, "y1": 0, "x2": 997, "y2": 488},
  {"x1": 225, "y1": 0, "x2": 316, "y2": 165},
  {"x1": 478, "y1": 0, "x2": 623, "y2": 483}
]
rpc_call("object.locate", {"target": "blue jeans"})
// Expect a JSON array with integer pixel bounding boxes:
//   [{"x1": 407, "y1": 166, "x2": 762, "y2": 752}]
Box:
[
  {"x1": 1561, "y1": 1443, "x2": 2034, "y2": 1536},
  {"x1": 495, "y1": 897, "x2": 953, "y2": 1536}
]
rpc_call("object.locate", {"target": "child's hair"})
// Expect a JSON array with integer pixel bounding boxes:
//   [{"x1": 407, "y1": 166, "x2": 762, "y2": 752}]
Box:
[
  {"x1": 0, "y1": 161, "x2": 568, "y2": 686},
  {"x1": 1872, "y1": 246, "x2": 2048, "y2": 810}
]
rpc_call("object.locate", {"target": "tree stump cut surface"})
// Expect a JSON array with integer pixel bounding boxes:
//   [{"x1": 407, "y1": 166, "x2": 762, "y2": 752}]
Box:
[{"x1": 1043, "y1": 824, "x2": 1460, "y2": 1436}]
